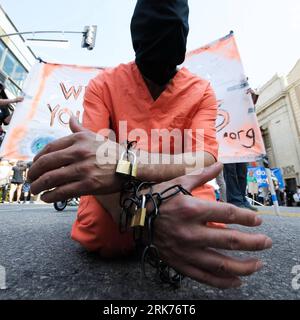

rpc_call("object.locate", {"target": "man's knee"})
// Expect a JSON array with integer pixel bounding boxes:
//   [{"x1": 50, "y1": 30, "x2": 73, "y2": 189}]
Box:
[{"x1": 71, "y1": 196, "x2": 134, "y2": 258}]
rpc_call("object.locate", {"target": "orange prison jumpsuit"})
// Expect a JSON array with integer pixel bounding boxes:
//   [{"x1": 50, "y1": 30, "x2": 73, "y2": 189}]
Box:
[{"x1": 71, "y1": 62, "x2": 219, "y2": 257}]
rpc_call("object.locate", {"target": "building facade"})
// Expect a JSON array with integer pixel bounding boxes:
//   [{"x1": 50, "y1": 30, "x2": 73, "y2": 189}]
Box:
[
  {"x1": 256, "y1": 60, "x2": 300, "y2": 191},
  {"x1": 0, "y1": 5, "x2": 36, "y2": 98}
]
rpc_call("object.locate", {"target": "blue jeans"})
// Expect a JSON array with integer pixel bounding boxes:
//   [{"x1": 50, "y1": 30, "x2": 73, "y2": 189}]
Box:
[{"x1": 223, "y1": 163, "x2": 248, "y2": 207}]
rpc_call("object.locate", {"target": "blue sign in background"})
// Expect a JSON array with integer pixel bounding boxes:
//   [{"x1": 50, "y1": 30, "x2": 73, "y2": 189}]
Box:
[
  {"x1": 248, "y1": 167, "x2": 268, "y2": 188},
  {"x1": 272, "y1": 168, "x2": 285, "y2": 189},
  {"x1": 247, "y1": 167, "x2": 285, "y2": 189}
]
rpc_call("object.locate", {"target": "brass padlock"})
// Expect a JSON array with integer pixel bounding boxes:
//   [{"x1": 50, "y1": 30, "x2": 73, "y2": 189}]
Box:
[
  {"x1": 131, "y1": 195, "x2": 147, "y2": 228},
  {"x1": 128, "y1": 151, "x2": 138, "y2": 177},
  {"x1": 116, "y1": 151, "x2": 132, "y2": 176}
]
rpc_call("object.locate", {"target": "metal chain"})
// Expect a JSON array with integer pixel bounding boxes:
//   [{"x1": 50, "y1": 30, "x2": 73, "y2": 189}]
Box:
[{"x1": 119, "y1": 180, "x2": 192, "y2": 288}]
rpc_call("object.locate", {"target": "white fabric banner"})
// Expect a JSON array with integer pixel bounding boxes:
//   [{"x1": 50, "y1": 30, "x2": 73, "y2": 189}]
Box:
[
  {"x1": 0, "y1": 33, "x2": 265, "y2": 163},
  {"x1": 0, "y1": 63, "x2": 101, "y2": 160},
  {"x1": 184, "y1": 33, "x2": 265, "y2": 163}
]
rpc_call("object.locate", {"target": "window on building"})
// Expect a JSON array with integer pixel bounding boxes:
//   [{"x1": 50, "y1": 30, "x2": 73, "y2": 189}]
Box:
[
  {"x1": 0, "y1": 42, "x2": 5, "y2": 63},
  {"x1": 262, "y1": 128, "x2": 271, "y2": 150},
  {"x1": 5, "y1": 79, "x2": 20, "y2": 96},
  {"x1": 3, "y1": 51, "x2": 15, "y2": 76},
  {"x1": 0, "y1": 40, "x2": 28, "y2": 95},
  {"x1": 12, "y1": 64, "x2": 26, "y2": 88}
]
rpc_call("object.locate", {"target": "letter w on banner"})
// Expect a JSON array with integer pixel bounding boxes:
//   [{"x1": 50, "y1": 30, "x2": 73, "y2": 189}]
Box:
[
  {"x1": 0, "y1": 64, "x2": 102, "y2": 160},
  {"x1": 0, "y1": 33, "x2": 265, "y2": 163}
]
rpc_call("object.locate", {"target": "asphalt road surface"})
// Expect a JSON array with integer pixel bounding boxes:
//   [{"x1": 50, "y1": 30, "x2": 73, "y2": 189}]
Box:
[{"x1": 0, "y1": 203, "x2": 299, "y2": 300}]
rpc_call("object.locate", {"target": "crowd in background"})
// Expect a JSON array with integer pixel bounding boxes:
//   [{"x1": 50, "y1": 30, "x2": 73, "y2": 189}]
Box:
[
  {"x1": 215, "y1": 171, "x2": 300, "y2": 207},
  {"x1": 247, "y1": 176, "x2": 300, "y2": 208},
  {"x1": 213, "y1": 89, "x2": 300, "y2": 209},
  {"x1": 0, "y1": 82, "x2": 34, "y2": 204},
  {"x1": 2, "y1": 158, "x2": 299, "y2": 207},
  {"x1": 0, "y1": 160, "x2": 39, "y2": 204}
]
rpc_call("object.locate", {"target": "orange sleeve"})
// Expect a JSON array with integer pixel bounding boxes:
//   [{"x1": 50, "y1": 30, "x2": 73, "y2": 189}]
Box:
[
  {"x1": 82, "y1": 77, "x2": 110, "y2": 133},
  {"x1": 190, "y1": 83, "x2": 219, "y2": 160},
  {"x1": 73, "y1": 76, "x2": 134, "y2": 256}
]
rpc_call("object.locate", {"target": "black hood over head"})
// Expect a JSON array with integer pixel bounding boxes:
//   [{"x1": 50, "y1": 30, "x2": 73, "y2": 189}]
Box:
[{"x1": 131, "y1": 0, "x2": 189, "y2": 85}]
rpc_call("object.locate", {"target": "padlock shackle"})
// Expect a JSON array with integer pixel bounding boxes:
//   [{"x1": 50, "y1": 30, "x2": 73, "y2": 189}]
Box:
[
  {"x1": 120, "y1": 150, "x2": 137, "y2": 164},
  {"x1": 117, "y1": 149, "x2": 138, "y2": 177},
  {"x1": 141, "y1": 195, "x2": 146, "y2": 208},
  {"x1": 127, "y1": 150, "x2": 137, "y2": 165},
  {"x1": 127, "y1": 140, "x2": 138, "y2": 151}
]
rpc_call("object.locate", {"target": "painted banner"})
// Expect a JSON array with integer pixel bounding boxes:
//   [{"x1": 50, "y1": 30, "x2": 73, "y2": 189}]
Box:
[
  {"x1": 247, "y1": 167, "x2": 285, "y2": 189},
  {"x1": 0, "y1": 63, "x2": 102, "y2": 160},
  {"x1": 0, "y1": 33, "x2": 265, "y2": 163},
  {"x1": 184, "y1": 33, "x2": 265, "y2": 163}
]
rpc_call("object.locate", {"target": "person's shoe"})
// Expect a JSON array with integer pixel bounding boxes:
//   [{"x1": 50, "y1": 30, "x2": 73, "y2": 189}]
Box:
[{"x1": 243, "y1": 203, "x2": 258, "y2": 212}]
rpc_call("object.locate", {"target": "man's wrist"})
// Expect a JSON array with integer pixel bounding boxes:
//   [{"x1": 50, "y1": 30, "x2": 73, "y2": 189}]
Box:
[{"x1": 137, "y1": 163, "x2": 185, "y2": 182}]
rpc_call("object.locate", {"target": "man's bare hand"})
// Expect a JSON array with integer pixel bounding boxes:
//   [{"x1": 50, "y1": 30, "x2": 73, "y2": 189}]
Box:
[
  {"x1": 153, "y1": 163, "x2": 272, "y2": 289},
  {"x1": 28, "y1": 117, "x2": 122, "y2": 202}
]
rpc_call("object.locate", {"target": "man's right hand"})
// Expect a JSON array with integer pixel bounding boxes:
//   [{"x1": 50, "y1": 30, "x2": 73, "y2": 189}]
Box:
[
  {"x1": 153, "y1": 163, "x2": 272, "y2": 289},
  {"x1": 28, "y1": 117, "x2": 126, "y2": 202}
]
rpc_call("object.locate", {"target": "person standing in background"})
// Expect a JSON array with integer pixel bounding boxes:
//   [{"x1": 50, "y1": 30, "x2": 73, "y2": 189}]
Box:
[
  {"x1": 257, "y1": 187, "x2": 266, "y2": 206},
  {"x1": 0, "y1": 83, "x2": 24, "y2": 127},
  {"x1": 223, "y1": 88, "x2": 259, "y2": 211},
  {"x1": 22, "y1": 162, "x2": 32, "y2": 204},
  {"x1": 297, "y1": 187, "x2": 300, "y2": 207},
  {"x1": 293, "y1": 186, "x2": 300, "y2": 207},
  {"x1": 0, "y1": 127, "x2": 6, "y2": 147},
  {"x1": 9, "y1": 161, "x2": 26, "y2": 204},
  {"x1": 247, "y1": 169, "x2": 258, "y2": 201},
  {"x1": 0, "y1": 160, "x2": 11, "y2": 203},
  {"x1": 285, "y1": 186, "x2": 294, "y2": 207},
  {"x1": 216, "y1": 171, "x2": 227, "y2": 202},
  {"x1": 271, "y1": 175, "x2": 282, "y2": 206}
]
